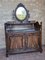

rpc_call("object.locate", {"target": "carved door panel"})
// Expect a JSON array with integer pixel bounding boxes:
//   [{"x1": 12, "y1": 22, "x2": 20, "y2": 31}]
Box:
[
  {"x1": 9, "y1": 35, "x2": 23, "y2": 49},
  {"x1": 27, "y1": 33, "x2": 38, "y2": 48}
]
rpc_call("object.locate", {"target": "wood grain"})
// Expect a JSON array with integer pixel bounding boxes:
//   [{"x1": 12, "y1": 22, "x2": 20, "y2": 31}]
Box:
[
  {"x1": 10, "y1": 36, "x2": 23, "y2": 49},
  {"x1": 27, "y1": 33, "x2": 38, "y2": 48}
]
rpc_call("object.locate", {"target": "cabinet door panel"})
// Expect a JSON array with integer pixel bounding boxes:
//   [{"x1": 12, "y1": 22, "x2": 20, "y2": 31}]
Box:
[
  {"x1": 10, "y1": 36, "x2": 23, "y2": 49},
  {"x1": 27, "y1": 33, "x2": 38, "y2": 48}
]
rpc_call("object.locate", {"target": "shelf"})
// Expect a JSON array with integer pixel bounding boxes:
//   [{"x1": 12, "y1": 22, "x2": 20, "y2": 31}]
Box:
[{"x1": 6, "y1": 29, "x2": 40, "y2": 34}]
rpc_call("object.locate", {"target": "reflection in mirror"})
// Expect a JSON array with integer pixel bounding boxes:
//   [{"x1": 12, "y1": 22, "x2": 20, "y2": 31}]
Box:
[
  {"x1": 15, "y1": 3, "x2": 28, "y2": 22},
  {"x1": 16, "y1": 7, "x2": 27, "y2": 21}
]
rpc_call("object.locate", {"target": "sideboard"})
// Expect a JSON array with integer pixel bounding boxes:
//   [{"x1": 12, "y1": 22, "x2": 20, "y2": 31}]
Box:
[{"x1": 4, "y1": 21, "x2": 42, "y2": 57}]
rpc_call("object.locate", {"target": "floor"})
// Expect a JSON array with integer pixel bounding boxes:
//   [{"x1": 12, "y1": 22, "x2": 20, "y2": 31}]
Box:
[{"x1": 0, "y1": 47, "x2": 45, "y2": 60}]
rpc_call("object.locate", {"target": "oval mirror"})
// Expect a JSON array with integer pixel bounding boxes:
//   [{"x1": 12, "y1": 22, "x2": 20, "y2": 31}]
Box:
[{"x1": 15, "y1": 3, "x2": 27, "y2": 21}]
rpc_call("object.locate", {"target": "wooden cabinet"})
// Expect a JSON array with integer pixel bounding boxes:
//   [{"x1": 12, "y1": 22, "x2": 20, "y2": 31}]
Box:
[{"x1": 4, "y1": 21, "x2": 42, "y2": 57}]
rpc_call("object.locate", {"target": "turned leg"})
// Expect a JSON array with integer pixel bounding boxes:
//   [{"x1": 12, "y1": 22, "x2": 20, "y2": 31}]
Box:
[{"x1": 6, "y1": 50, "x2": 9, "y2": 57}]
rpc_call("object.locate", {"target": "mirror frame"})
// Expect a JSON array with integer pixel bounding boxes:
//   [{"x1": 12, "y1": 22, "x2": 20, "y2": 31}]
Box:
[{"x1": 15, "y1": 3, "x2": 28, "y2": 22}]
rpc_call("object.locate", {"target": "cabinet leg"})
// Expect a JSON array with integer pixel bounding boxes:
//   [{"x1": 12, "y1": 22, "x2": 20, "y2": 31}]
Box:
[
  {"x1": 40, "y1": 48, "x2": 43, "y2": 53},
  {"x1": 6, "y1": 53, "x2": 8, "y2": 57},
  {"x1": 6, "y1": 50, "x2": 8, "y2": 57}
]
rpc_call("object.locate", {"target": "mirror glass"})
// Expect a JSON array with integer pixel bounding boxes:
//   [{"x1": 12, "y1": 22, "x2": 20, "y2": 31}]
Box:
[{"x1": 16, "y1": 7, "x2": 27, "y2": 21}]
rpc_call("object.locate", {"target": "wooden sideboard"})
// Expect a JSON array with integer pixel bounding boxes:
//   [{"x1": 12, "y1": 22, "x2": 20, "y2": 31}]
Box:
[{"x1": 4, "y1": 21, "x2": 42, "y2": 57}]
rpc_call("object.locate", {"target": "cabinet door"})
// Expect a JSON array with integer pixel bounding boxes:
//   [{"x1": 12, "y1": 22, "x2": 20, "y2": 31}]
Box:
[
  {"x1": 9, "y1": 35, "x2": 23, "y2": 49},
  {"x1": 27, "y1": 33, "x2": 38, "y2": 48}
]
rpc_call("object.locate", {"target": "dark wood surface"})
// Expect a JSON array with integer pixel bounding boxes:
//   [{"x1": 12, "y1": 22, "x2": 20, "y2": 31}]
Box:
[{"x1": 4, "y1": 21, "x2": 42, "y2": 57}]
